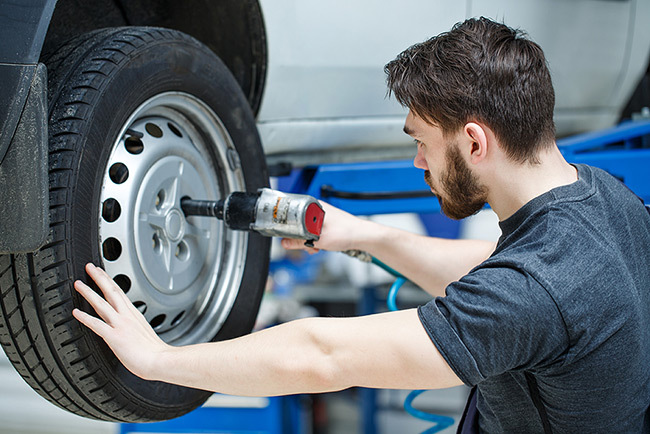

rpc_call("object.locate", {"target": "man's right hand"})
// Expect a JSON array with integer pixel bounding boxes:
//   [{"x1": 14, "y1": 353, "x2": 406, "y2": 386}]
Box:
[{"x1": 281, "y1": 201, "x2": 369, "y2": 254}]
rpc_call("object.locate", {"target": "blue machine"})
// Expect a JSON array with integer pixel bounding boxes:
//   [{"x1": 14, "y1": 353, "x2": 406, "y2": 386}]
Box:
[{"x1": 121, "y1": 118, "x2": 649, "y2": 434}]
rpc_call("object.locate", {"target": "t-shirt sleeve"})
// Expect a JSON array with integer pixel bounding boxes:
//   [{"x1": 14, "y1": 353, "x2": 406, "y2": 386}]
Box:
[{"x1": 418, "y1": 265, "x2": 568, "y2": 386}]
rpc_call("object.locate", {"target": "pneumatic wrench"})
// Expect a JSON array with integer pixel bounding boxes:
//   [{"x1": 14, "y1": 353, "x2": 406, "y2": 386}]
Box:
[{"x1": 180, "y1": 188, "x2": 325, "y2": 247}]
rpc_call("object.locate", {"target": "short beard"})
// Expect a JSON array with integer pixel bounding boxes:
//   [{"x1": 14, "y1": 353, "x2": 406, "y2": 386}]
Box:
[{"x1": 425, "y1": 144, "x2": 488, "y2": 220}]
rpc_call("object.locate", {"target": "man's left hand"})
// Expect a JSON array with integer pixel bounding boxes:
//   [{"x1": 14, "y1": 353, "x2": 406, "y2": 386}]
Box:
[{"x1": 72, "y1": 263, "x2": 170, "y2": 380}]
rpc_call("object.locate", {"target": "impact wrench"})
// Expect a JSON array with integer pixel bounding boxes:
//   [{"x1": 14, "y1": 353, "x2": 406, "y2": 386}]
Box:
[{"x1": 180, "y1": 188, "x2": 325, "y2": 247}]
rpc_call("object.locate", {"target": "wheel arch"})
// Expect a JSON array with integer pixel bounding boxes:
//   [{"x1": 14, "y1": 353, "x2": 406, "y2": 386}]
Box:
[{"x1": 41, "y1": 0, "x2": 267, "y2": 115}]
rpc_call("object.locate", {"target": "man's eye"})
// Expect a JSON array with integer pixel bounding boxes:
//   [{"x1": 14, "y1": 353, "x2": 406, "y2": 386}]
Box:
[{"x1": 414, "y1": 139, "x2": 423, "y2": 147}]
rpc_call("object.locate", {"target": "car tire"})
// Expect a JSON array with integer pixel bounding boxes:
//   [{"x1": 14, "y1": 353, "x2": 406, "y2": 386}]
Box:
[{"x1": 0, "y1": 27, "x2": 270, "y2": 422}]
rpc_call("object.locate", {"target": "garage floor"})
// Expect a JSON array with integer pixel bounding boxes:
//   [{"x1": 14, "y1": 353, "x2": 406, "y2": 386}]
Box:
[{"x1": 0, "y1": 350, "x2": 117, "y2": 434}]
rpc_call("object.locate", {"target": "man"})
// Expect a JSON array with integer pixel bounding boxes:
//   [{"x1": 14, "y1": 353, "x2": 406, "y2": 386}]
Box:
[{"x1": 73, "y1": 18, "x2": 650, "y2": 432}]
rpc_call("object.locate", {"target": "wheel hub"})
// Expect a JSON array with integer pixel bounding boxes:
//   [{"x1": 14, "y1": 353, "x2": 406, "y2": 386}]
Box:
[
  {"x1": 165, "y1": 209, "x2": 185, "y2": 242},
  {"x1": 133, "y1": 154, "x2": 210, "y2": 295}
]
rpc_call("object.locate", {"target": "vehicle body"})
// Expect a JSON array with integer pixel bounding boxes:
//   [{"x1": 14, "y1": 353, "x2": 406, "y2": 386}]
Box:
[
  {"x1": 2, "y1": 0, "x2": 649, "y2": 252},
  {"x1": 0, "y1": 0, "x2": 648, "y2": 423}
]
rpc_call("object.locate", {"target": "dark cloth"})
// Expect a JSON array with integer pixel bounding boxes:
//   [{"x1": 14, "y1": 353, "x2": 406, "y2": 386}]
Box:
[
  {"x1": 457, "y1": 387, "x2": 479, "y2": 434},
  {"x1": 419, "y1": 164, "x2": 650, "y2": 433}
]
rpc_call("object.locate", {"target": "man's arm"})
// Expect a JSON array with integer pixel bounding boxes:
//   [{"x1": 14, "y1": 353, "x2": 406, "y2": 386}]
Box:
[
  {"x1": 283, "y1": 203, "x2": 496, "y2": 297},
  {"x1": 73, "y1": 264, "x2": 463, "y2": 396}
]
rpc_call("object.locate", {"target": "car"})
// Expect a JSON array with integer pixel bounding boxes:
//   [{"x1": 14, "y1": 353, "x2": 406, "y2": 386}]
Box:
[{"x1": 0, "y1": 0, "x2": 648, "y2": 423}]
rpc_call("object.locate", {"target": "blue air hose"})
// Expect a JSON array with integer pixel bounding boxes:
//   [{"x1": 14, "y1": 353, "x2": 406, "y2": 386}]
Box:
[
  {"x1": 403, "y1": 390, "x2": 455, "y2": 433},
  {"x1": 373, "y1": 257, "x2": 455, "y2": 433},
  {"x1": 387, "y1": 276, "x2": 406, "y2": 312}
]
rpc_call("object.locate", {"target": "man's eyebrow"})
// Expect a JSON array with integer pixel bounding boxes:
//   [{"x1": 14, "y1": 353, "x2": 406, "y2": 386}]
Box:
[{"x1": 403, "y1": 125, "x2": 417, "y2": 136}]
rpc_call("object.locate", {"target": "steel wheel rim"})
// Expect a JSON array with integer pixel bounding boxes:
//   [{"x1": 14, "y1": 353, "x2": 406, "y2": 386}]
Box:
[{"x1": 98, "y1": 92, "x2": 248, "y2": 345}]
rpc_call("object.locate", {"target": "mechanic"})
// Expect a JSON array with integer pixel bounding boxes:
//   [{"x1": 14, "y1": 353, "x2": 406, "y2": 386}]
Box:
[{"x1": 72, "y1": 18, "x2": 650, "y2": 433}]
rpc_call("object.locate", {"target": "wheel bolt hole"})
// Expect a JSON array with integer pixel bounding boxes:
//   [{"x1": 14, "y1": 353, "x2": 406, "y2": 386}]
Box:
[
  {"x1": 168, "y1": 122, "x2": 183, "y2": 138},
  {"x1": 145, "y1": 122, "x2": 163, "y2": 138},
  {"x1": 152, "y1": 233, "x2": 162, "y2": 254},
  {"x1": 155, "y1": 190, "x2": 166, "y2": 210},
  {"x1": 113, "y1": 274, "x2": 131, "y2": 294},
  {"x1": 125, "y1": 136, "x2": 144, "y2": 154},
  {"x1": 102, "y1": 237, "x2": 122, "y2": 261},
  {"x1": 102, "y1": 198, "x2": 121, "y2": 223},
  {"x1": 170, "y1": 311, "x2": 186, "y2": 327},
  {"x1": 109, "y1": 163, "x2": 129, "y2": 184},
  {"x1": 150, "y1": 314, "x2": 166, "y2": 330},
  {"x1": 133, "y1": 301, "x2": 146, "y2": 314},
  {"x1": 175, "y1": 241, "x2": 189, "y2": 261}
]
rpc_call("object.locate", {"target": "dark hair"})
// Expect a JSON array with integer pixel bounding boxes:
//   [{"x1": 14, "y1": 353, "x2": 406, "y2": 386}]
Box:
[{"x1": 385, "y1": 17, "x2": 556, "y2": 164}]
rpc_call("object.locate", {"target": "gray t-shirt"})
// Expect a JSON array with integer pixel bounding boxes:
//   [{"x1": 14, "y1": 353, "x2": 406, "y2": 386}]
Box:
[{"x1": 418, "y1": 164, "x2": 650, "y2": 433}]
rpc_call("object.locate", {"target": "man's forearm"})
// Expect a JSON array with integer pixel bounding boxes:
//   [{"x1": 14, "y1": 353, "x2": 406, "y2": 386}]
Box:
[
  {"x1": 146, "y1": 311, "x2": 462, "y2": 396},
  {"x1": 148, "y1": 318, "x2": 344, "y2": 396},
  {"x1": 282, "y1": 203, "x2": 496, "y2": 296},
  {"x1": 355, "y1": 220, "x2": 496, "y2": 296}
]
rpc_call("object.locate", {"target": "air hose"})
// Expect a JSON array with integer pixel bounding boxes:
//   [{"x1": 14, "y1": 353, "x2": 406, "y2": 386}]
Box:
[{"x1": 372, "y1": 257, "x2": 455, "y2": 434}]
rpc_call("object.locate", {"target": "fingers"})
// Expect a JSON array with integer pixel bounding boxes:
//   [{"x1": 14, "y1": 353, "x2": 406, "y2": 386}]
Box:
[
  {"x1": 281, "y1": 238, "x2": 320, "y2": 254},
  {"x1": 84, "y1": 263, "x2": 130, "y2": 311},
  {"x1": 280, "y1": 238, "x2": 302, "y2": 249},
  {"x1": 72, "y1": 308, "x2": 112, "y2": 338},
  {"x1": 80, "y1": 264, "x2": 154, "y2": 330},
  {"x1": 73, "y1": 278, "x2": 120, "y2": 325},
  {"x1": 73, "y1": 264, "x2": 168, "y2": 372}
]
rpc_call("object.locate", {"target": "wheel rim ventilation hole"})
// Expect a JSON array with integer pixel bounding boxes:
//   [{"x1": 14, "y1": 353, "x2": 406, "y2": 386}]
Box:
[{"x1": 101, "y1": 121, "x2": 187, "y2": 331}]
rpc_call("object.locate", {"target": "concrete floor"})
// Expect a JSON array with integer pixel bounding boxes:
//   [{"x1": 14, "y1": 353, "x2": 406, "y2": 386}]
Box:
[{"x1": 0, "y1": 351, "x2": 118, "y2": 434}]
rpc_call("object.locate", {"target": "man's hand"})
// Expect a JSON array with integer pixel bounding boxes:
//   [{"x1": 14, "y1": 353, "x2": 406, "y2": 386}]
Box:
[
  {"x1": 281, "y1": 201, "x2": 370, "y2": 254},
  {"x1": 72, "y1": 263, "x2": 170, "y2": 380}
]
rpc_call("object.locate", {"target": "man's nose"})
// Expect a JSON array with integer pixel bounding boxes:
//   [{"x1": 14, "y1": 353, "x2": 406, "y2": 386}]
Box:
[{"x1": 413, "y1": 148, "x2": 427, "y2": 171}]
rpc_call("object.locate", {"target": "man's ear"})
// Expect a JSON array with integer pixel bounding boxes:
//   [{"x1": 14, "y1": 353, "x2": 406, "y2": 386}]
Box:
[{"x1": 464, "y1": 122, "x2": 489, "y2": 165}]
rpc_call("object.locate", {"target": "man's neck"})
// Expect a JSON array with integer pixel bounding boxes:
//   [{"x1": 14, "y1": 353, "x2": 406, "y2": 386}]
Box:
[{"x1": 487, "y1": 146, "x2": 578, "y2": 221}]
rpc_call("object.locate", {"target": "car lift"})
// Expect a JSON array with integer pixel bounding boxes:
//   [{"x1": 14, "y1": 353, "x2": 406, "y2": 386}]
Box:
[
  {"x1": 121, "y1": 118, "x2": 650, "y2": 434},
  {"x1": 287, "y1": 118, "x2": 650, "y2": 216}
]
